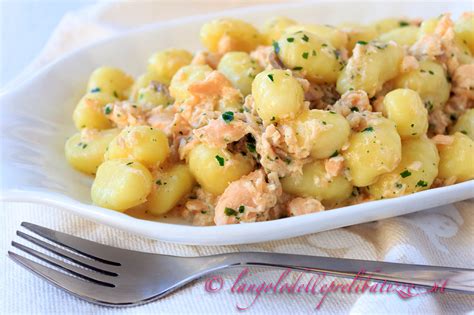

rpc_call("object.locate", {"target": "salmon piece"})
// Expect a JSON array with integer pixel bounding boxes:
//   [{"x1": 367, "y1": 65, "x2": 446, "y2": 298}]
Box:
[
  {"x1": 193, "y1": 117, "x2": 248, "y2": 148},
  {"x1": 287, "y1": 197, "x2": 324, "y2": 217},
  {"x1": 325, "y1": 156, "x2": 345, "y2": 177},
  {"x1": 191, "y1": 51, "x2": 221, "y2": 69},
  {"x1": 429, "y1": 109, "x2": 451, "y2": 136},
  {"x1": 217, "y1": 35, "x2": 240, "y2": 54},
  {"x1": 146, "y1": 106, "x2": 176, "y2": 132},
  {"x1": 401, "y1": 55, "x2": 419, "y2": 73},
  {"x1": 332, "y1": 90, "x2": 372, "y2": 117},
  {"x1": 105, "y1": 101, "x2": 148, "y2": 129},
  {"x1": 214, "y1": 170, "x2": 279, "y2": 225},
  {"x1": 452, "y1": 64, "x2": 474, "y2": 100},
  {"x1": 431, "y1": 134, "x2": 454, "y2": 145},
  {"x1": 250, "y1": 45, "x2": 273, "y2": 69}
]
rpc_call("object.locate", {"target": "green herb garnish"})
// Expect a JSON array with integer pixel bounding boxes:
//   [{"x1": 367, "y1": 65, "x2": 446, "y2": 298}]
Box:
[
  {"x1": 399, "y1": 21, "x2": 410, "y2": 27},
  {"x1": 357, "y1": 41, "x2": 368, "y2": 45},
  {"x1": 400, "y1": 170, "x2": 411, "y2": 178},
  {"x1": 302, "y1": 52, "x2": 309, "y2": 59},
  {"x1": 362, "y1": 126, "x2": 374, "y2": 132},
  {"x1": 222, "y1": 111, "x2": 234, "y2": 123},
  {"x1": 272, "y1": 41, "x2": 280, "y2": 54},
  {"x1": 330, "y1": 150, "x2": 339, "y2": 158},
  {"x1": 286, "y1": 37, "x2": 294, "y2": 42},
  {"x1": 302, "y1": 34, "x2": 309, "y2": 42},
  {"x1": 90, "y1": 87, "x2": 101, "y2": 93},
  {"x1": 293, "y1": 66, "x2": 303, "y2": 71},
  {"x1": 416, "y1": 180, "x2": 428, "y2": 187},
  {"x1": 267, "y1": 74, "x2": 274, "y2": 82},
  {"x1": 224, "y1": 207, "x2": 238, "y2": 216},
  {"x1": 238, "y1": 205, "x2": 245, "y2": 213},
  {"x1": 215, "y1": 155, "x2": 225, "y2": 166}
]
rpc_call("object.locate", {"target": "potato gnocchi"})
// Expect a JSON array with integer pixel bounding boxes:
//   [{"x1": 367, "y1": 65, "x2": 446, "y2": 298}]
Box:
[{"x1": 65, "y1": 13, "x2": 474, "y2": 226}]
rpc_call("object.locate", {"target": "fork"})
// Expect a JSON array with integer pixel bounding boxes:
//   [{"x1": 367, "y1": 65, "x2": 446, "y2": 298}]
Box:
[{"x1": 8, "y1": 222, "x2": 474, "y2": 306}]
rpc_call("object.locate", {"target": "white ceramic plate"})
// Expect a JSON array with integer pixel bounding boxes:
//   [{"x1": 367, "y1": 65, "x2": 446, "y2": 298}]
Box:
[{"x1": 1, "y1": 1, "x2": 473, "y2": 245}]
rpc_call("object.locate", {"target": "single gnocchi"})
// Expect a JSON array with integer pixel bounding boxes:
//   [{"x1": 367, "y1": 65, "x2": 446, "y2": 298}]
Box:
[
  {"x1": 343, "y1": 116, "x2": 402, "y2": 187},
  {"x1": 146, "y1": 164, "x2": 196, "y2": 215},
  {"x1": 188, "y1": 143, "x2": 254, "y2": 195},
  {"x1": 283, "y1": 24, "x2": 348, "y2": 50},
  {"x1": 217, "y1": 52, "x2": 263, "y2": 96},
  {"x1": 451, "y1": 109, "x2": 474, "y2": 140},
  {"x1": 147, "y1": 49, "x2": 193, "y2": 85},
  {"x1": 200, "y1": 18, "x2": 261, "y2": 54},
  {"x1": 252, "y1": 69, "x2": 304, "y2": 123},
  {"x1": 287, "y1": 109, "x2": 351, "y2": 159},
  {"x1": 87, "y1": 66, "x2": 134, "y2": 100},
  {"x1": 383, "y1": 89, "x2": 428, "y2": 139},
  {"x1": 169, "y1": 64, "x2": 213, "y2": 104},
  {"x1": 73, "y1": 92, "x2": 117, "y2": 130},
  {"x1": 65, "y1": 129, "x2": 120, "y2": 175},
  {"x1": 437, "y1": 132, "x2": 474, "y2": 183},
  {"x1": 393, "y1": 60, "x2": 450, "y2": 111},
  {"x1": 281, "y1": 159, "x2": 353, "y2": 207},
  {"x1": 105, "y1": 125, "x2": 170, "y2": 168},
  {"x1": 91, "y1": 159, "x2": 153, "y2": 211},
  {"x1": 262, "y1": 16, "x2": 297, "y2": 45},
  {"x1": 337, "y1": 40, "x2": 404, "y2": 97},
  {"x1": 368, "y1": 136, "x2": 439, "y2": 199},
  {"x1": 277, "y1": 31, "x2": 344, "y2": 83}
]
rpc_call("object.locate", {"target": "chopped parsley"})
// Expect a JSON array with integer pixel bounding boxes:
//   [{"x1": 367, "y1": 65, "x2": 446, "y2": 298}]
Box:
[
  {"x1": 399, "y1": 21, "x2": 410, "y2": 27},
  {"x1": 82, "y1": 143, "x2": 88, "y2": 149},
  {"x1": 113, "y1": 91, "x2": 118, "y2": 98},
  {"x1": 222, "y1": 111, "x2": 234, "y2": 123},
  {"x1": 286, "y1": 37, "x2": 294, "y2": 42},
  {"x1": 302, "y1": 52, "x2": 309, "y2": 59},
  {"x1": 224, "y1": 207, "x2": 238, "y2": 216},
  {"x1": 428, "y1": 70, "x2": 434, "y2": 75},
  {"x1": 321, "y1": 43, "x2": 328, "y2": 47},
  {"x1": 362, "y1": 126, "x2": 374, "y2": 132},
  {"x1": 425, "y1": 100, "x2": 434, "y2": 111},
  {"x1": 156, "y1": 179, "x2": 162, "y2": 185},
  {"x1": 201, "y1": 210, "x2": 207, "y2": 214},
  {"x1": 350, "y1": 107, "x2": 359, "y2": 112},
  {"x1": 215, "y1": 155, "x2": 225, "y2": 166},
  {"x1": 416, "y1": 180, "x2": 428, "y2": 187},
  {"x1": 270, "y1": 116, "x2": 276, "y2": 122},
  {"x1": 267, "y1": 74, "x2": 274, "y2": 82},
  {"x1": 461, "y1": 130, "x2": 468, "y2": 135},
  {"x1": 90, "y1": 87, "x2": 101, "y2": 93},
  {"x1": 293, "y1": 66, "x2": 303, "y2": 71},
  {"x1": 126, "y1": 162, "x2": 134, "y2": 166},
  {"x1": 312, "y1": 50, "x2": 317, "y2": 56},
  {"x1": 238, "y1": 205, "x2": 245, "y2": 213},
  {"x1": 246, "y1": 134, "x2": 256, "y2": 153},
  {"x1": 330, "y1": 150, "x2": 339, "y2": 158},
  {"x1": 302, "y1": 34, "x2": 309, "y2": 42},
  {"x1": 400, "y1": 170, "x2": 412, "y2": 178},
  {"x1": 272, "y1": 41, "x2": 280, "y2": 54},
  {"x1": 357, "y1": 41, "x2": 368, "y2": 45}
]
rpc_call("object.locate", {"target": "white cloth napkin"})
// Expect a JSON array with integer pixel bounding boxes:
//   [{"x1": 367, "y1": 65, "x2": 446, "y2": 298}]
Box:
[{"x1": 1, "y1": 1, "x2": 473, "y2": 314}]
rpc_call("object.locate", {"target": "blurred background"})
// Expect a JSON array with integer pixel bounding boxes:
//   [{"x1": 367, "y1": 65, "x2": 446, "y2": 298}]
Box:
[
  {"x1": 0, "y1": 0, "x2": 289, "y2": 89},
  {"x1": 1, "y1": 0, "x2": 96, "y2": 87}
]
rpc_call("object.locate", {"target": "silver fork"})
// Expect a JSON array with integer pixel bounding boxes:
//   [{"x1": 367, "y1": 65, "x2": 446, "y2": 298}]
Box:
[{"x1": 8, "y1": 222, "x2": 474, "y2": 306}]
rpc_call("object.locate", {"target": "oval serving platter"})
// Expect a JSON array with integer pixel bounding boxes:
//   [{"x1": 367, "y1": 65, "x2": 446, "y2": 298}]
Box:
[{"x1": 1, "y1": 1, "x2": 473, "y2": 245}]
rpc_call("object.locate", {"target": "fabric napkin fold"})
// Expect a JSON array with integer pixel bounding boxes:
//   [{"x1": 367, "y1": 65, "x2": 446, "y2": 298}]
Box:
[{"x1": 1, "y1": 1, "x2": 473, "y2": 314}]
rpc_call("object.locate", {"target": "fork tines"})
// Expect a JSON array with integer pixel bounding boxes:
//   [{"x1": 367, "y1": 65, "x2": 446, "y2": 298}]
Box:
[{"x1": 9, "y1": 222, "x2": 121, "y2": 291}]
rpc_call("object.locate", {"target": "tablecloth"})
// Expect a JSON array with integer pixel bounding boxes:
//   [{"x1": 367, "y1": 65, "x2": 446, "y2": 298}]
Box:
[{"x1": 1, "y1": 1, "x2": 473, "y2": 314}]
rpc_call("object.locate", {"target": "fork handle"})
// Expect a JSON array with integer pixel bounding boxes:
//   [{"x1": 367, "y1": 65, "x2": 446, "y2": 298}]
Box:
[{"x1": 217, "y1": 252, "x2": 474, "y2": 294}]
